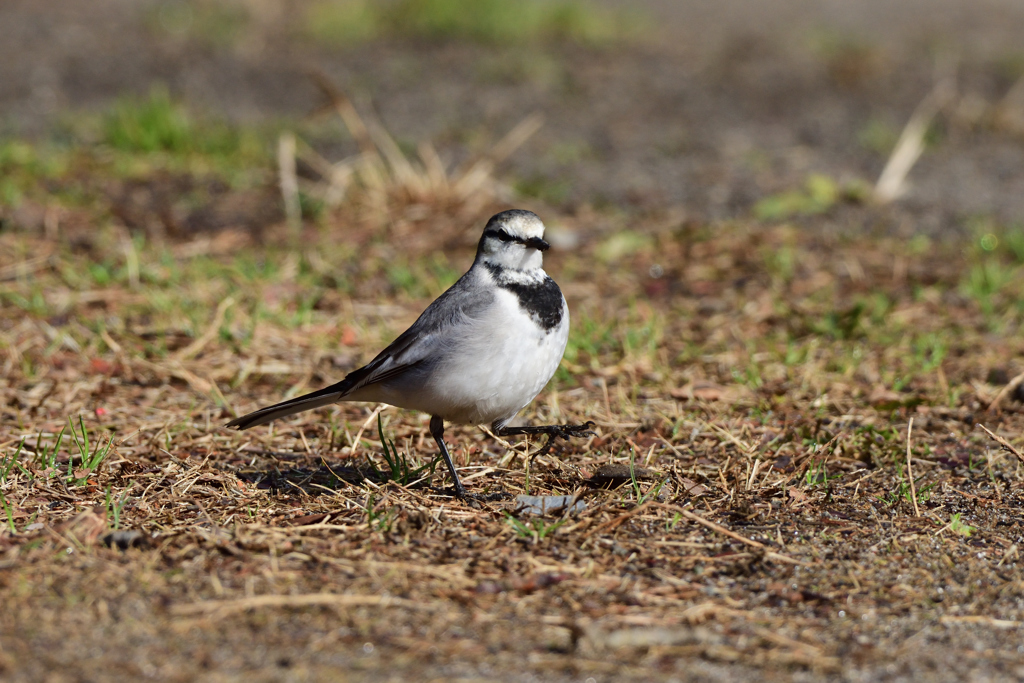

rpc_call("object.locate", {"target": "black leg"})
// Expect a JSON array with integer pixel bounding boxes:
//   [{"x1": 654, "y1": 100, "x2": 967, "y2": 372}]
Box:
[
  {"x1": 494, "y1": 420, "x2": 596, "y2": 457},
  {"x1": 429, "y1": 415, "x2": 467, "y2": 498}
]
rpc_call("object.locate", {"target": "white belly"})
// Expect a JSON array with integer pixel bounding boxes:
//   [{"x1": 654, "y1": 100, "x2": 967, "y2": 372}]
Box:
[
  {"x1": 360, "y1": 290, "x2": 569, "y2": 426},
  {"x1": 432, "y1": 290, "x2": 568, "y2": 425}
]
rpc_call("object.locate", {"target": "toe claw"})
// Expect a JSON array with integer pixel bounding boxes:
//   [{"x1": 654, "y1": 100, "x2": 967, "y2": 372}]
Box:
[{"x1": 562, "y1": 421, "x2": 597, "y2": 438}]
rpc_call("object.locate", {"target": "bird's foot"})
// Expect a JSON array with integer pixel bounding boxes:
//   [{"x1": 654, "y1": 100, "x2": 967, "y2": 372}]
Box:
[
  {"x1": 497, "y1": 421, "x2": 597, "y2": 457},
  {"x1": 497, "y1": 421, "x2": 596, "y2": 439},
  {"x1": 553, "y1": 421, "x2": 598, "y2": 439}
]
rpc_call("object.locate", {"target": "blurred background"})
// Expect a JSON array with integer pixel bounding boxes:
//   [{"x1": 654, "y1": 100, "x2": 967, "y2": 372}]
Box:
[{"x1": 4, "y1": 0, "x2": 1024, "y2": 235}]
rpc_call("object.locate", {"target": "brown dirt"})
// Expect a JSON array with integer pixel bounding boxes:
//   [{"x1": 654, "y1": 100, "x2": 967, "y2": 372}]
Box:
[{"x1": 4, "y1": 215, "x2": 1024, "y2": 681}]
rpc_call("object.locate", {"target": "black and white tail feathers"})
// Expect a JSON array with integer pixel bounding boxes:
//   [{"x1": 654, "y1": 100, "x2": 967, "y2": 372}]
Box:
[{"x1": 225, "y1": 380, "x2": 351, "y2": 430}]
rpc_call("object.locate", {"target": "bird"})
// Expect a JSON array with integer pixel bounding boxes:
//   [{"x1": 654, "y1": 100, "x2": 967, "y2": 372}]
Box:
[{"x1": 225, "y1": 209, "x2": 594, "y2": 497}]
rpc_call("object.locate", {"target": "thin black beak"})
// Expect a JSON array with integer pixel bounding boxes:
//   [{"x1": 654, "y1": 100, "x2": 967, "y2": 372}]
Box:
[{"x1": 525, "y1": 236, "x2": 550, "y2": 252}]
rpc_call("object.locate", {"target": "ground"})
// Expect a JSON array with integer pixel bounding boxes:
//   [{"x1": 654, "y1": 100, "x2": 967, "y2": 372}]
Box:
[{"x1": 3, "y1": 1, "x2": 1024, "y2": 681}]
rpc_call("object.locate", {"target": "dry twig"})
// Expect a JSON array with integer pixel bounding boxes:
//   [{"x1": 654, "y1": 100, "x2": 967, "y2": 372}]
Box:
[
  {"x1": 907, "y1": 418, "x2": 920, "y2": 517},
  {"x1": 977, "y1": 424, "x2": 1024, "y2": 466},
  {"x1": 278, "y1": 132, "x2": 301, "y2": 234},
  {"x1": 656, "y1": 504, "x2": 809, "y2": 566},
  {"x1": 173, "y1": 297, "x2": 235, "y2": 363},
  {"x1": 986, "y1": 370, "x2": 1024, "y2": 413},
  {"x1": 874, "y1": 77, "x2": 956, "y2": 202}
]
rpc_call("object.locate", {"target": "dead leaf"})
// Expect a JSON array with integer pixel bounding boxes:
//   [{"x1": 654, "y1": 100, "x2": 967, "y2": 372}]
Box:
[{"x1": 678, "y1": 477, "x2": 708, "y2": 497}]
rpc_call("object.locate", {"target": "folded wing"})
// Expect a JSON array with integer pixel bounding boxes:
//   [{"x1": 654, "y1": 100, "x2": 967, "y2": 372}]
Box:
[{"x1": 226, "y1": 270, "x2": 493, "y2": 430}]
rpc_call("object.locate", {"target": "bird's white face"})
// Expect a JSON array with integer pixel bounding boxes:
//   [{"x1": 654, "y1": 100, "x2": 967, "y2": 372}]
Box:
[{"x1": 476, "y1": 210, "x2": 549, "y2": 272}]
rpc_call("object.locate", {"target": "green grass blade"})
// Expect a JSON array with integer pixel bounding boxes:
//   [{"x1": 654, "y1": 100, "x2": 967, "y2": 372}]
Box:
[
  {"x1": 0, "y1": 490, "x2": 16, "y2": 533},
  {"x1": 1, "y1": 439, "x2": 25, "y2": 481}
]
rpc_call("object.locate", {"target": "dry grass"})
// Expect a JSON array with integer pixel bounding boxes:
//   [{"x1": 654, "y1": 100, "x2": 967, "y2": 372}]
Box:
[
  {"x1": 288, "y1": 71, "x2": 544, "y2": 251},
  {"x1": 4, "y1": 114, "x2": 1024, "y2": 680}
]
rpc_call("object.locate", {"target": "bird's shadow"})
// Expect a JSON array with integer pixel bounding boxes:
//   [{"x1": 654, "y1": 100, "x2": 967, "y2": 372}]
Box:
[
  {"x1": 236, "y1": 460, "x2": 379, "y2": 496},
  {"x1": 234, "y1": 454, "x2": 510, "y2": 502}
]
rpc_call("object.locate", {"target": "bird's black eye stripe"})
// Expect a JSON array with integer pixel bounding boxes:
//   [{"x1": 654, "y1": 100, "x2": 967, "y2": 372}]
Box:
[{"x1": 486, "y1": 229, "x2": 519, "y2": 244}]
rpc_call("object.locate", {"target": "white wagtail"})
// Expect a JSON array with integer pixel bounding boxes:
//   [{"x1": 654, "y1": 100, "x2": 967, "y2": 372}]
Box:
[{"x1": 226, "y1": 209, "x2": 593, "y2": 497}]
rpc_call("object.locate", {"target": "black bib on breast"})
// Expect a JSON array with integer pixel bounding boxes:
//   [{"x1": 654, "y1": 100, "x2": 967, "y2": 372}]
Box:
[{"x1": 485, "y1": 264, "x2": 564, "y2": 332}]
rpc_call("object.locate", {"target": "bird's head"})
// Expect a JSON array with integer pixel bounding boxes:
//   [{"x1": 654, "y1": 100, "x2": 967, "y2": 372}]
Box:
[{"x1": 475, "y1": 209, "x2": 550, "y2": 271}]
